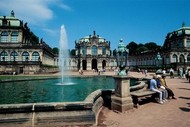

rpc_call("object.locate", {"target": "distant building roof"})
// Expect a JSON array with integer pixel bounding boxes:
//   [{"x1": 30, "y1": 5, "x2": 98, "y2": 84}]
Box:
[{"x1": 166, "y1": 22, "x2": 190, "y2": 39}]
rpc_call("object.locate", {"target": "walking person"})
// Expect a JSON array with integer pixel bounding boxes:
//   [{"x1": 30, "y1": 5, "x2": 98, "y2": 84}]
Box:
[{"x1": 169, "y1": 68, "x2": 174, "y2": 79}]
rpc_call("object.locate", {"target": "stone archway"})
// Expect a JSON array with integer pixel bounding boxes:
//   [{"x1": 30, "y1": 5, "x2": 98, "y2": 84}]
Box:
[
  {"x1": 92, "y1": 59, "x2": 97, "y2": 70},
  {"x1": 179, "y1": 54, "x2": 185, "y2": 63},
  {"x1": 102, "y1": 60, "x2": 106, "y2": 69},
  {"x1": 82, "y1": 60, "x2": 87, "y2": 70}
]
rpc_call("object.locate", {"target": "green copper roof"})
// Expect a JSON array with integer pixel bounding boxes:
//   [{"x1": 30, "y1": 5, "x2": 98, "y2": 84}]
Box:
[
  {"x1": 117, "y1": 39, "x2": 128, "y2": 52},
  {"x1": 77, "y1": 31, "x2": 109, "y2": 44},
  {"x1": 0, "y1": 10, "x2": 21, "y2": 27}
]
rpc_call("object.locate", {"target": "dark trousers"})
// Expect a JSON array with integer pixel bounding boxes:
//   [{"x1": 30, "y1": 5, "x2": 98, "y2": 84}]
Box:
[{"x1": 166, "y1": 87, "x2": 174, "y2": 98}]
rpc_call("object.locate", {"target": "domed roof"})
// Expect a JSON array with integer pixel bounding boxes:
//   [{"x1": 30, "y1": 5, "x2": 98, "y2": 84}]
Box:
[
  {"x1": 76, "y1": 31, "x2": 109, "y2": 44},
  {"x1": 0, "y1": 10, "x2": 21, "y2": 27},
  {"x1": 167, "y1": 23, "x2": 190, "y2": 39},
  {"x1": 117, "y1": 39, "x2": 129, "y2": 52}
]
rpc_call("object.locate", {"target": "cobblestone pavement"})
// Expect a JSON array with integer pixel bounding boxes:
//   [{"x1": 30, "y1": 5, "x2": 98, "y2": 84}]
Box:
[{"x1": 96, "y1": 71, "x2": 190, "y2": 127}]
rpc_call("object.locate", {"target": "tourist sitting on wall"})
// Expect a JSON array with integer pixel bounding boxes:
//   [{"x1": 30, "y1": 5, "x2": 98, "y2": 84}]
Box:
[
  {"x1": 160, "y1": 74, "x2": 176, "y2": 99},
  {"x1": 149, "y1": 75, "x2": 166, "y2": 104}
]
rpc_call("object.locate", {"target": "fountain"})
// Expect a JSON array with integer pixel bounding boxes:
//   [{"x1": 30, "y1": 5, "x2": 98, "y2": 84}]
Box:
[{"x1": 58, "y1": 25, "x2": 74, "y2": 85}]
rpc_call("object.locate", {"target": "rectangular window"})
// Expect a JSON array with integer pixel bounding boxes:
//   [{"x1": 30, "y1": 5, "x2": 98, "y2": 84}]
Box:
[
  {"x1": 1, "y1": 36, "x2": 8, "y2": 42},
  {"x1": 11, "y1": 36, "x2": 18, "y2": 43}
]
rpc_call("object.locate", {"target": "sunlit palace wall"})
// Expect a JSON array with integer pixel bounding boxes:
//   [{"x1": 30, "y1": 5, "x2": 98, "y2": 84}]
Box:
[
  {"x1": 73, "y1": 31, "x2": 117, "y2": 71},
  {"x1": 0, "y1": 11, "x2": 58, "y2": 74}
]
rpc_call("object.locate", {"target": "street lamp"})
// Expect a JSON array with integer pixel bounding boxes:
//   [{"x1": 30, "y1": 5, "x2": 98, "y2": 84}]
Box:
[{"x1": 116, "y1": 39, "x2": 129, "y2": 76}]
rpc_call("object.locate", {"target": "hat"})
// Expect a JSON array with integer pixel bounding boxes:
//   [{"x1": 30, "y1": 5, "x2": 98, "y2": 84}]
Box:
[{"x1": 157, "y1": 75, "x2": 161, "y2": 78}]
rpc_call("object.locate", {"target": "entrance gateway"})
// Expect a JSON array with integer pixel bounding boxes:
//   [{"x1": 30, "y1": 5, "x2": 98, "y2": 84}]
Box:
[{"x1": 92, "y1": 59, "x2": 97, "y2": 70}]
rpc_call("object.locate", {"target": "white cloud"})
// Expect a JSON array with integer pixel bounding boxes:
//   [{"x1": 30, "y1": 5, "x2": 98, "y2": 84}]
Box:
[
  {"x1": 0, "y1": 0, "x2": 71, "y2": 24},
  {"x1": 42, "y1": 28, "x2": 59, "y2": 36}
]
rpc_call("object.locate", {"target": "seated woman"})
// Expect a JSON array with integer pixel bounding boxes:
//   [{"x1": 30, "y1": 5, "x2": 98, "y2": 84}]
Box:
[
  {"x1": 160, "y1": 74, "x2": 176, "y2": 99},
  {"x1": 156, "y1": 75, "x2": 168, "y2": 102}
]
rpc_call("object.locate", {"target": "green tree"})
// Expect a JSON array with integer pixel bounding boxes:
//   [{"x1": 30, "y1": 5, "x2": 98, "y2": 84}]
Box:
[
  {"x1": 70, "y1": 49, "x2": 76, "y2": 56},
  {"x1": 52, "y1": 47, "x2": 59, "y2": 55},
  {"x1": 136, "y1": 46, "x2": 149, "y2": 53},
  {"x1": 126, "y1": 41, "x2": 138, "y2": 55},
  {"x1": 144, "y1": 42, "x2": 161, "y2": 50}
]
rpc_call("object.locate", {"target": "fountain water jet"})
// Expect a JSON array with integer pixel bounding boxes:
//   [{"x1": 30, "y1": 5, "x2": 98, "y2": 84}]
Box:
[{"x1": 58, "y1": 25, "x2": 75, "y2": 85}]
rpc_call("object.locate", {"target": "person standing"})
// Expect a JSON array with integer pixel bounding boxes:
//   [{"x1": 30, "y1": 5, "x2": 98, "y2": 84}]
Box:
[{"x1": 169, "y1": 68, "x2": 174, "y2": 79}]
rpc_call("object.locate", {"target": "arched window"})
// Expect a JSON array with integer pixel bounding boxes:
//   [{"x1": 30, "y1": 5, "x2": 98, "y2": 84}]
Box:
[
  {"x1": 187, "y1": 38, "x2": 190, "y2": 47},
  {"x1": 82, "y1": 46, "x2": 86, "y2": 56},
  {"x1": 165, "y1": 55, "x2": 170, "y2": 64},
  {"x1": 102, "y1": 46, "x2": 106, "y2": 55},
  {"x1": 0, "y1": 51, "x2": 8, "y2": 61},
  {"x1": 91, "y1": 45, "x2": 97, "y2": 56},
  {"x1": 32, "y1": 52, "x2": 40, "y2": 61},
  {"x1": 172, "y1": 54, "x2": 178, "y2": 63},
  {"x1": 22, "y1": 51, "x2": 29, "y2": 61},
  {"x1": 1, "y1": 31, "x2": 9, "y2": 43},
  {"x1": 10, "y1": 51, "x2": 18, "y2": 61},
  {"x1": 187, "y1": 54, "x2": 190, "y2": 62},
  {"x1": 179, "y1": 54, "x2": 185, "y2": 63},
  {"x1": 11, "y1": 31, "x2": 18, "y2": 43}
]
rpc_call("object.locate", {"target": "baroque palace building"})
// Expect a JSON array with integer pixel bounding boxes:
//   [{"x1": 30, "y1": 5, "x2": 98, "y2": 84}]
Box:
[
  {"x1": 162, "y1": 23, "x2": 190, "y2": 70},
  {"x1": 73, "y1": 31, "x2": 117, "y2": 71},
  {"x1": 1, "y1": 11, "x2": 189, "y2": 74},
  {"x1": 0, "y1": 11, "x2": 58, "y2": 74}
]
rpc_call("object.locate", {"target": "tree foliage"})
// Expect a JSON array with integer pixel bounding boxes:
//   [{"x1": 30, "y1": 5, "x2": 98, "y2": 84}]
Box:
[
  {"x1": 52, "y1": 47, "x2": 59, "y2": 55},
  {"x1": 126, "y1": 41, "x2": 161, "y2": 55},
  {"x1": 70, "y1": 49, "x2": 76, "y2": 56}
]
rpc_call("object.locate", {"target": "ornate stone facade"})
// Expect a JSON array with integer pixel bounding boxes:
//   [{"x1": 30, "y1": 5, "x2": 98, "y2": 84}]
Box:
[
  {"x1": 74, "y1": 31, "x2": 117, "y2": 71},
  {"x1": 162, "y1": 23, "x2": 190, "y2": 69},
  {"x1": 0, "y1": 11, "x2": 58, "y2": 74}
]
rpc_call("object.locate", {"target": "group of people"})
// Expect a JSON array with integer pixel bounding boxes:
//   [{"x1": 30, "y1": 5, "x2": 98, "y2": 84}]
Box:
[{"x1": 149, "y1": 74, "x2": 176, "y2": 104}]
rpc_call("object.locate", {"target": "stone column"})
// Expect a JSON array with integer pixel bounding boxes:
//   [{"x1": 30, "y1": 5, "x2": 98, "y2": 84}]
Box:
[{"x1": 111, "y1": 76, "x2": 133, "y2": 112}]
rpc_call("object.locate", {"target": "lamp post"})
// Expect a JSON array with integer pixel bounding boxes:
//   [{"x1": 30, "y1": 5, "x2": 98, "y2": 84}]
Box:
[{"x1": 111, "y1": 39, "x2": 133, "y2": 112}]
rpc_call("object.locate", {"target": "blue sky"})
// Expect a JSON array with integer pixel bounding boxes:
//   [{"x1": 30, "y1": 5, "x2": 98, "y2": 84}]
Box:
[{"x1": 1, "y1": 0, "x2": 190, "y2": 50}]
